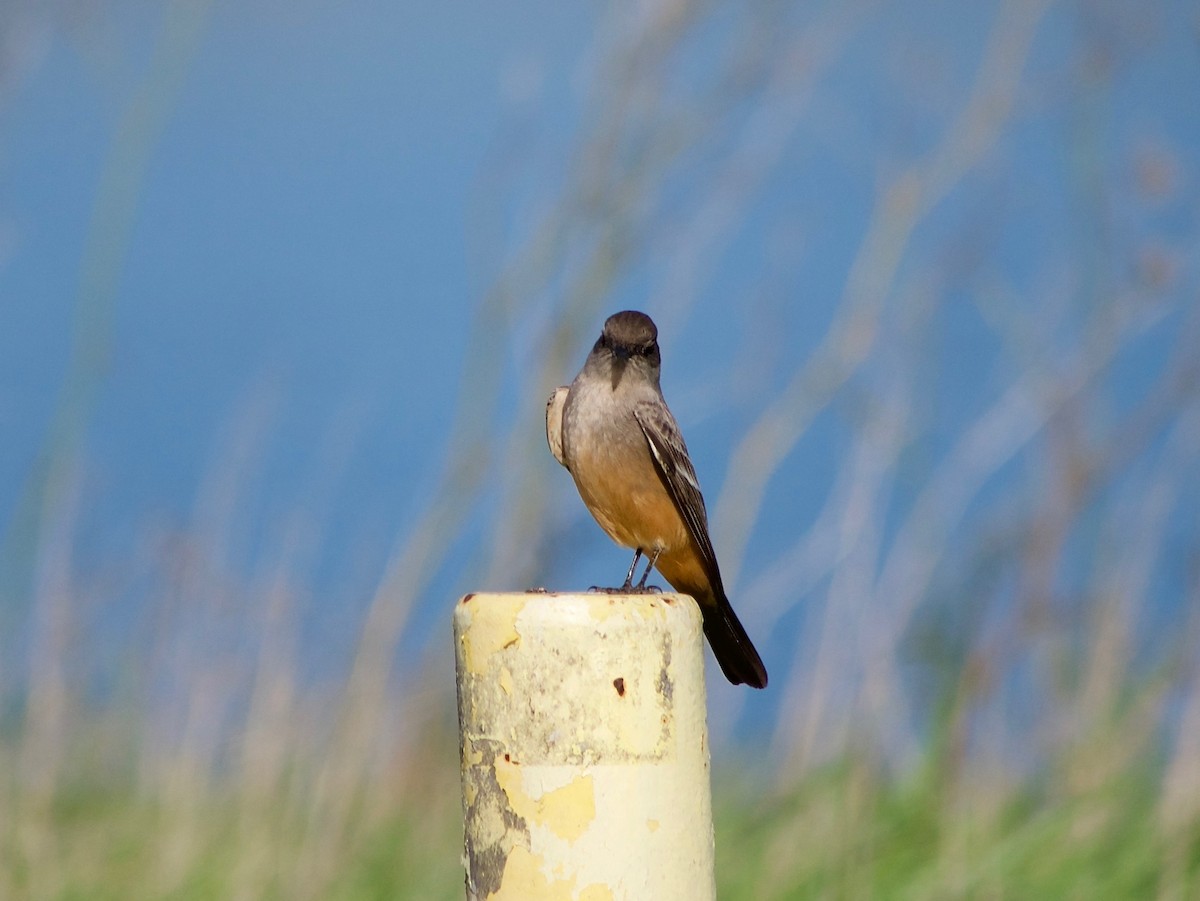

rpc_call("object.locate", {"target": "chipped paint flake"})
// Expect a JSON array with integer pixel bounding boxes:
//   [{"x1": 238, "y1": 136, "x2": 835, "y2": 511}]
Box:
[
  {"x1": 461, "y1": 599, "x2": 524, "y2": 675},
  {"x1": 495, "y1": 760, "x2": 597, "y2": 844},
  {"x1": 536, "y1": 775, "x2": 597, "y2": 843},
  {"x1": 493, "y1": 845, "x2": 575, "y2": 900}
]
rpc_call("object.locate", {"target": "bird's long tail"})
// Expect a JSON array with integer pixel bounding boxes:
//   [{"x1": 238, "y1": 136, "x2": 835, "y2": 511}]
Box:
[{"x1": 701, "y1": 594, "x2": 768, "y2": 689}]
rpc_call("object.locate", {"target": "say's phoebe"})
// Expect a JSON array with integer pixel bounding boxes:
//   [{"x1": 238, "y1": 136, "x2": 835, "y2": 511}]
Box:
[{"x1": 546, "y1": 310, "x2": 768, "y2": 688}]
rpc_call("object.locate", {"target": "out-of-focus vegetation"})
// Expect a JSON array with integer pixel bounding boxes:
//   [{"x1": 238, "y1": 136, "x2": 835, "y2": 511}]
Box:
[
  {"x1": 2, "y1": 724, "x2": 1197, "y2": 898},
  {"x1": 4, "y1": 0, "x2": 1200, "y2": 897}
]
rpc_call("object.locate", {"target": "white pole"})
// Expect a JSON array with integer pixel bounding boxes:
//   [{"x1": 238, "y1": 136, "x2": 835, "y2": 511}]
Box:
[{"x1": 453, "y1": 591, "x2": 715, "y2": 901}]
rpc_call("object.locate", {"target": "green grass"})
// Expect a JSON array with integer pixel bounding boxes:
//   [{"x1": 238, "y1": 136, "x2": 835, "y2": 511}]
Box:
[
  {"x1": 3, "y1": 732, "x2": 1197, "y2": 900},
  {"x1": 1, "y1": 762, "x2": 466, "y2": 900},
  {"x1": 715, "y1": 760, "x2": 1194, "y2": 899}
]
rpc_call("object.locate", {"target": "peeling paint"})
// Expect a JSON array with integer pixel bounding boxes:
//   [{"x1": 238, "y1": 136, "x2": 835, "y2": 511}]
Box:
[
  {"x1": 494, "y1": 845, "x2": 576, "y2": 899},
  {"x1": 577, "y1": 885, "x2": 615, "y2": 901},
  {"x1": 496, "y1": 761, "x2": 597, "y2": 844},
  {"x1": 462, "y1": 740, "x2": 529, "y2": 898},
  {"x1": 460, "y1": 599, "x2": 524, "y2": 675}
]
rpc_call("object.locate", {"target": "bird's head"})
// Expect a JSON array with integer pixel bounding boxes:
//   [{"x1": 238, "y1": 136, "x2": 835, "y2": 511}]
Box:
[{"x1": 589, "y1": 310, "x2": 661, "y2": 390}]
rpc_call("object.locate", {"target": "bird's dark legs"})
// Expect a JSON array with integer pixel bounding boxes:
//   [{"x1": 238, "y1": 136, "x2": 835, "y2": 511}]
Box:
[
  {"x1": 586, "y1": 547, "x2": 662, "y2": 594},
  {"x1": 621, "y1": 549, "x2": 643, "y2": 590},
  {"x1": 636, "y1": 547, "x2": 663, "y2": 589}
]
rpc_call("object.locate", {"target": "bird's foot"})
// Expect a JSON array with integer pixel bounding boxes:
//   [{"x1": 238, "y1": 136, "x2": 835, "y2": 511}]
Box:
[{"x1": 526, "y1": 586, "x2": 550, "y2": 593}]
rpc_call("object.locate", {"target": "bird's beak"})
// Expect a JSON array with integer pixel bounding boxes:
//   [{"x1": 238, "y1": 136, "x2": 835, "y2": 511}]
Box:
[{"x1": 610, "y1": 350, "x2": 628, "y2": 389}]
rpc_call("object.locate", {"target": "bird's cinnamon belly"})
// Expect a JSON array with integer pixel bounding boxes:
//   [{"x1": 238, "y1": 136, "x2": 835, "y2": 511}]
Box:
[{"x1": 569, "y1": 444, "x2": 689, "y2": 554}]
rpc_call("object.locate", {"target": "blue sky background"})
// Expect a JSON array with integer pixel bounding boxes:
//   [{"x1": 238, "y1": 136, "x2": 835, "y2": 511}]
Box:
[{"x1": 3, "y1": 2, "x2": 579, "y2": 528}]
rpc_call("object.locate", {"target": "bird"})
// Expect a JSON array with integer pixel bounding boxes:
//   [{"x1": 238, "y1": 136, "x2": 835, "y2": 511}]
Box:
[{"x1": 545, "y1": 310, "x2": 767, "y2": 688}]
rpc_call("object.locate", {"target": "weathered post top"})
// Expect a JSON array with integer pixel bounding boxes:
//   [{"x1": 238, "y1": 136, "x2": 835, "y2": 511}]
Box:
[{"x1": 453, "y1": 591, "x2": 715, "y2": 901}]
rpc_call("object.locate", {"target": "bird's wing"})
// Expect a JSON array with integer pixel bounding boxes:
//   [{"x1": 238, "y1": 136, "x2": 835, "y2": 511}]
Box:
[
  {"x1": 545, "y1": 387, "x2": 569, "y2": 468},
  {"x1": 633, "y1": 400, "x2": 722, "y2": 588}
]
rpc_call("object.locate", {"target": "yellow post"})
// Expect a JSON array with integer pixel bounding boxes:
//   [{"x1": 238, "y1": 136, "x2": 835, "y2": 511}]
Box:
[{"x1": 453, "y1": 591, "x2": 715, "y2": 901}]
